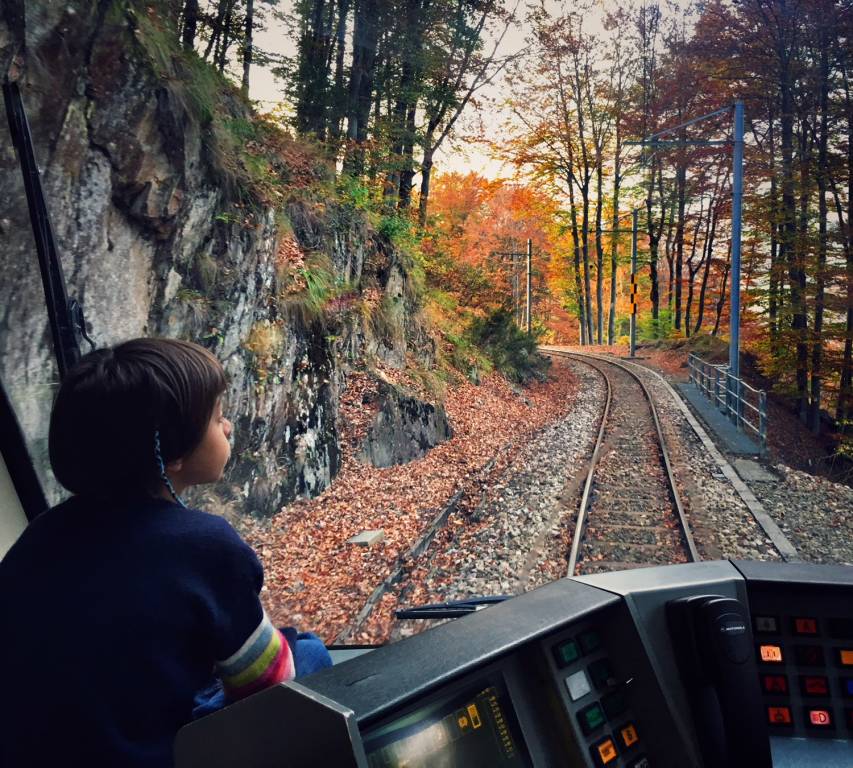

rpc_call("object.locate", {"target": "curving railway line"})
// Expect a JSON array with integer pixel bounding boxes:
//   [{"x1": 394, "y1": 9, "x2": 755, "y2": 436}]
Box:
[{"x1": 543, "y1": 349, "x2": 700, "y2": 576}]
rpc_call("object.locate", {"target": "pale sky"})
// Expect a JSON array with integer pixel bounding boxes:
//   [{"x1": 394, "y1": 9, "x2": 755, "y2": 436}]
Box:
[
  {"x1": 247, "y1": 2, "x2": 538, "y2": 179},
  {"x1": 247, "y1": 1, "x2": 693, "y2": 180}
]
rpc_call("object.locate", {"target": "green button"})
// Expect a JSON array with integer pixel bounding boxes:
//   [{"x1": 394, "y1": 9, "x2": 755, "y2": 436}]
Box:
[
  {"x1": 579, "y1": 629, "x2": 602, "y2": 654},
  {"x1": 554, "y1": 640, "x2": 580, "y2": 667},
  {"x1": 578, "y1": 702, "x2": 606, "y2": 734}
]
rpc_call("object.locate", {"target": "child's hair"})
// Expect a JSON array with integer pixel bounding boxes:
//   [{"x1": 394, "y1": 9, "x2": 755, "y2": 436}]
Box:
[{"x1": 49, "y1": 337, "x2": 227, "y2": 499}]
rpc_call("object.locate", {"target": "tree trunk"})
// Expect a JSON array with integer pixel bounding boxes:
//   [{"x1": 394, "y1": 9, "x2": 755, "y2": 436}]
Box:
[
  {"x1": 836, "y1": 74, "x2": 853, "y2": 428},
  {"x1": 203, "y1": 0, "x2": 228, "y2": 60},
  {"x1": 694, "y1": 192, "x2": 722, "y2": 335},
  {"x1": 295, "y1": 0, "x2": 332, "y2": 138},
  {"x1": 810, "y1": 39, "x2": 829, "y2": 433},
  {"x1": 343, "y1": 0, "x2": 379, "y2": 175},
  {"x1": 608, "y1": 137, "x2": 622, "y2": 344},
  {"x1": 712, "y1": 241, "x2": 732, "y2": 336},
  {"x1": 329, "y1": 0, "x2": 350, "y2": 139},
  {"x1": 595, "y1": 163, "x2": 604, "y2": 343},
  {"x1": 685, "y1": 195, "x2": 705, "y2": 337},
  {"x1": 664, "y1": 189, "x2": 676, "y2": 311},
  {"x1": 646, "y1": 161, "x2": 663, "y2": 329},
  {"x1": 182, "y1": 0, "x2": 199, "y2": 52},
  {"x1": 216, "y1": 0, "x2": 234, "y2": 73},
  {"x1": 673, "y1": 152, "x2": 687, "y2": 331},
  {"x1": 241, "y1": 0, "x2": 254, "y2": 95},
  {"x1": 568, "y1": 175, "x2": 586, "y2": 344},
  {"x1": 780, "y1": 47, "x2": 809, "y2": 420},
  {"x1": 418, "y1": 140, "x2": 434, "y2": 226},
  {"x1": 767, "y1": 103, "x2": 780, "y2": 346}
]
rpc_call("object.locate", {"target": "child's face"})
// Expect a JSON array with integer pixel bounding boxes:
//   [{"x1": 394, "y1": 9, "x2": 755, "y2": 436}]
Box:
[{"x1": 176, "y1": 398, "x2": 233, "y2": 487}]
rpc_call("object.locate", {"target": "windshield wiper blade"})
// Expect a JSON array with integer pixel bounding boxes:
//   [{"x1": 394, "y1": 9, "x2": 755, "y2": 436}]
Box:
[{"x1": 395, "y1": 595, "x2": 511, "y2": 620}]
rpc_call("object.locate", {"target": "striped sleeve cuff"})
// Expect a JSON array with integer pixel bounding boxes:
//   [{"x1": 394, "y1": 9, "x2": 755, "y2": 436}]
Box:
[{"x1": 216, "y1": 610, "x2": 295, "y2": 700}]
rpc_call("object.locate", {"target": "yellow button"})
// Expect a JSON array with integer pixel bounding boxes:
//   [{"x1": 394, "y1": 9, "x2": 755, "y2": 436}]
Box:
[
  {"x1": 597, "y1": 739, "x2": 618, "y2": 764},
  {"x1": 840, "y1": 649, "x2": 853, "y2": 667},
  {"x1": 467, "y1": 703, "x2": 482, "y2": 728},
  {"x1": 620, "y1": 724, "x2": 639, "y2": 748}
]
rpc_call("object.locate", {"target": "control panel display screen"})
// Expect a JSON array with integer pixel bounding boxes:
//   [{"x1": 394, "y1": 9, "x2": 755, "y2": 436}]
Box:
[{"x1": 363, "y1": 678, "x2": 531, "y2": 768}]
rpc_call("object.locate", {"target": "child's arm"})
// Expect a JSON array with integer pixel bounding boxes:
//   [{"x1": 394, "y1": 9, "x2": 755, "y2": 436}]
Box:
[
  {"x1": 215, "y1": 610, "x2": 295, "y2": 700},
  {"x1": 195, "y1": 514, "x2": 297, "y2": 702}
]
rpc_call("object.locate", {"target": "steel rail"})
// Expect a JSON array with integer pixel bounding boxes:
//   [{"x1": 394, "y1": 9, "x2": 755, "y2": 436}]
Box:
[
  {"x1": 545, "y1": 349, "x2": 700, "y2": 574},
  {"x1": 564, "y1": 355, "x2": 612, "y2": 577}
]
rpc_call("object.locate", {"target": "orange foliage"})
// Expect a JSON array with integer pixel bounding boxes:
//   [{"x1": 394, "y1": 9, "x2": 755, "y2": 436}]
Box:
[{"x1": 424, "y1": 172, "x2": 578, "y2": 333}]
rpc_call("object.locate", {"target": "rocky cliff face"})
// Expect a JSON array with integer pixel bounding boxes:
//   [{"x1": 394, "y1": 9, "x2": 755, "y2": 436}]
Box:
[{"x1": 0, "y1": 1, "x2": 436, "y2": 515}]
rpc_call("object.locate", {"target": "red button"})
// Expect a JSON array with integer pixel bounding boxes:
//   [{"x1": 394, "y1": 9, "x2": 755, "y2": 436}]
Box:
[
  {"x1": 767, "y1": 706, "x2": 792, "y2": 725},
  {"x1": 801, "y1": 676, "x2": 829, "y2": 696},
  {"x1": 762, "y1": 674, "x2": 788, "y2": 694},
  {"x1": 808, "y1": 709, "x2": 832, "y2": 727},
  {"x1": 794, "y1": 617, "x2": 818, "y2": 635}
]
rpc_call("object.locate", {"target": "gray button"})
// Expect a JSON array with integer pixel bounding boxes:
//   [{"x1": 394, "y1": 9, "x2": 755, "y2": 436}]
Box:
[{"x1": 566, "y1": 670, "x2": 592, "y2": 701}]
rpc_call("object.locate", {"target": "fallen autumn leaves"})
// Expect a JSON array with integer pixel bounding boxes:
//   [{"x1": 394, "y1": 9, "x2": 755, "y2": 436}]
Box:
[{"x1": 241, "y1": 357, "x2": 578, "y2": 644}]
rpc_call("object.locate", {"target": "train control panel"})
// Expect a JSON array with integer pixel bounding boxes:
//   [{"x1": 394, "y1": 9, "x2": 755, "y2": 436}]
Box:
[{"x1": 175, "y1": 560, "x2": 853, "y2": 768}]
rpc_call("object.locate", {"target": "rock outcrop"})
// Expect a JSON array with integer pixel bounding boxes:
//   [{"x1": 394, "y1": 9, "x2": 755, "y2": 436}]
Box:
[
  {"x1": 358, "y1": 382, "x2": 452, "y2": 468},
  {"x1": 0, "y1": 2, "x2": 435, "y2": 515}
]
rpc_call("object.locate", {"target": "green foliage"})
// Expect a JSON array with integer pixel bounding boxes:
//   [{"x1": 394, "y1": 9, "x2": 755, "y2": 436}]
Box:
[
  {"x1": 468, "y1": 308, "x2": 549, "y2": 384},
  {"x1": 638, "y1": 308, "x2": 675, "y2": 341},
  {"x1": 337, "y1": 176, "x2": 373, "y2": 211}
]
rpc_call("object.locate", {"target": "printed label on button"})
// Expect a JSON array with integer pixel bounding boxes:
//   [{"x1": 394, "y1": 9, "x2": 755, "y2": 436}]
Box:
[
  {"x1": 596, "y1": 738, "x2": 618, "y2": 765},
  {"x1": 565, "y1": 670, "x2": 592, "y2": 702},
  {"x1": 767, "y1": 706, "x2": 792, "y2": 725},
  {"x1": 807, "y1": 708, "x2": 832, "y2": 727},
  {"x1": 794, "y1": 617, "x2": 818, "y2": 635},
  {"x1": 762, "y1": 674, "x2": 788, "y2": 694},
  {"x1": 620, "y1": 723, "x2": 639, "y2": 748},
  {"x1": 754, "y1": 615, "x2": 778, "y2": 633},
  {"x1": 759, "y1": 644, "x2": 784, "y2": 663},
  {"x1": 801, "y1": 676, "x2": 828, "y2": 696}
]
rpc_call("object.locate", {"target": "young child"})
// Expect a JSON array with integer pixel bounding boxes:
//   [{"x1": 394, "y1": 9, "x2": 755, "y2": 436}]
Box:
[{"x1": 0, "y1": 338, "x2": 331, "y2": 767}]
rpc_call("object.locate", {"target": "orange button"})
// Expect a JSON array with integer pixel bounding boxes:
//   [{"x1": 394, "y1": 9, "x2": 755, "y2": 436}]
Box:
[
  {"x1": 597, "y1": 738, "x2": 618, "y2": 764},
  {"x1": 760, "y1": 644, "x2": 784, "y2": 663},
  {"x1": 620, "y1": 723, "x2": 639, "y2": 748},
  {"x1": 767, "y1": 706, "x2": 792, "y2": 725},
  {"x1": 840, "y1": 649, "x2": 853, "y2": 667}
]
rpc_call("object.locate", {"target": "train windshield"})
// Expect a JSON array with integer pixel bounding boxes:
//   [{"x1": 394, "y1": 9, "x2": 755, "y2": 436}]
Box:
[{"x1": 1, "y1": 0, "x2": 852, "y2": 647}]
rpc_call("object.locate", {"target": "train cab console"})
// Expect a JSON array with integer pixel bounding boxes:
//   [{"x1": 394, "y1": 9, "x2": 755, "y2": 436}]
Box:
[{"x1": 175, "y1": 560, "x2": 853, "y2": 767}]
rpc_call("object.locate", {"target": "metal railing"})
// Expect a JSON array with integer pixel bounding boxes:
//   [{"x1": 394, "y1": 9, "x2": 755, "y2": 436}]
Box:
[{"x1": 688, "y1": 353, "x2": 767, "y2": 452}]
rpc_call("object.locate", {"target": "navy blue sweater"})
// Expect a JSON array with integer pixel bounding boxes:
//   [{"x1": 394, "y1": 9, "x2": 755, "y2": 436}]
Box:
[{"x1": 0, "y1": 495, "x2": 267, "y2": 767}]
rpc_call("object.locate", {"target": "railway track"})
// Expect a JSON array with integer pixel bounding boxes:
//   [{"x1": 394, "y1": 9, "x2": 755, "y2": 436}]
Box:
[{"x1": 543, "y1": 349, "x2": 699, "y2": 576}]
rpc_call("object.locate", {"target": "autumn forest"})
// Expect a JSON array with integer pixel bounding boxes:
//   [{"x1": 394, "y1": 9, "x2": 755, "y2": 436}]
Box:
[{"x1": 171, "y1": 0, "x2": 851, "y2": 449}]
